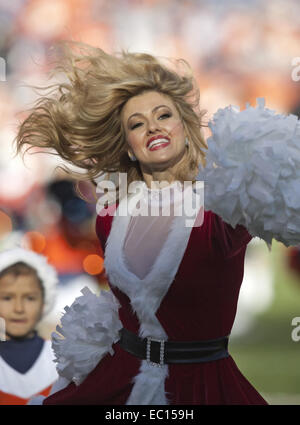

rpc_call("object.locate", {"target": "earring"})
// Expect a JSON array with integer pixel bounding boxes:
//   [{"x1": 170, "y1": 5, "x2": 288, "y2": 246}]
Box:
[
  {"x1": 185, "y1": 137, "x2": 189, "y2": 147},
  {"x1": 128, "y1": 152, "x2": 137, "y2": 162}
]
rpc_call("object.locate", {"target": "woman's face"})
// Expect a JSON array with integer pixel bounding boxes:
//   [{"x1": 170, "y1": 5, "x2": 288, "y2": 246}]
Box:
[
  {"x1": 122, "y1": 91, "x2": 186, "y2": 173},
  {"x1": 0, "y1": 273, "x2": 44, "y2": 339}
]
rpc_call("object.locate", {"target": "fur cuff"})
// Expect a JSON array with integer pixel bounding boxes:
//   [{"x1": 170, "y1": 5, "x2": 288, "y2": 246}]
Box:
[{"x1": 51, "y1": 287, "x2": 122, "y2": 386}]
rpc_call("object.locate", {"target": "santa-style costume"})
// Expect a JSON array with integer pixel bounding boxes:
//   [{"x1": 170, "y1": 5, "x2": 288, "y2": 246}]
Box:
[
  {"x1": 0, "y1": 248, "x2": 59, "y2": 404},
  {"x1": 35, "y1": 99, "x2": 300, "y2": 405}
]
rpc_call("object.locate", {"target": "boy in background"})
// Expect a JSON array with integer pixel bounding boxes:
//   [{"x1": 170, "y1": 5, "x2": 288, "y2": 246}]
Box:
[{"x1": 0, "y1": 247, "x2": 58, "y2": 404}]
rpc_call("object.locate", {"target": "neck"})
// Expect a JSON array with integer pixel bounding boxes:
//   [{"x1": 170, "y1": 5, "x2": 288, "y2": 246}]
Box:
[
  {"x1": 140, "y1": 148, "x2": 189, "y2": 189},
  {"x1": 141, "y1": 157, "x2": 183, "y2": 188},
  {"x1": 142, "y1": 170, "x2": 177, "y2": 189}
]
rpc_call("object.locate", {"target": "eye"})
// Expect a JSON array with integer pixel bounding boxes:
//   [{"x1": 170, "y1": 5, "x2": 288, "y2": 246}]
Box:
[
  {"x1": 159, "y1": 113, "x2": 171, "y2": 120},
  {"x1": 130, "y1": 122, "x2": 143, "y2": 130},
  {"x1": 26, "y1": 296, "x2": 37, "y2": 301},
  {"x1": 1, "y1": 296, "x2": 12, "y2": 301}
]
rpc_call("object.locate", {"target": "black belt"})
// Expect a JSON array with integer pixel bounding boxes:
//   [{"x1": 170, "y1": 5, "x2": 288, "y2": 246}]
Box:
[{"x1": 118, "y1": 328, "x2": 229, "y2": 366}]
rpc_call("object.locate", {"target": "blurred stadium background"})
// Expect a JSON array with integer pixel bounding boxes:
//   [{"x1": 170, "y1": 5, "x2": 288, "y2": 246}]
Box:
[{"x1": 0, "y1": 0, "x2": 299, "y2": 404}]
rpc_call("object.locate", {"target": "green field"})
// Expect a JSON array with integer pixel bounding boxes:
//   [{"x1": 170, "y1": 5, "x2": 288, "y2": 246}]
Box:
[{"x1": 229, "y1": 241, "x2": 300, "y2": 405}]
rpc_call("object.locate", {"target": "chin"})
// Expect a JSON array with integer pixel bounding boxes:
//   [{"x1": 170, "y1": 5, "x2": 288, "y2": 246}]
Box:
[
  {"x1": 8, "y1": 328, "x2": 30, "y2": 338},
  {"x1": 155, "y1": 153, "x2": 185, "y2": 167}
]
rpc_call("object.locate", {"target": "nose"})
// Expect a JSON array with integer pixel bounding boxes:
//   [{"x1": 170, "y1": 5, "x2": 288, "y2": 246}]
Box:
[
  {"x1": 146, "y1": 119, "x2": 161, "y2": 135},
  {"x1": 14, "y1": 297, "x2": 25, "y2": 314}
]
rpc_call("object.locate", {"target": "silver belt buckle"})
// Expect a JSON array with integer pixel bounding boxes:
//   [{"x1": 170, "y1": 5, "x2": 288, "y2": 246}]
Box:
[{"x1": 146, "y1": 337, "x2": 165, "y2": 367}]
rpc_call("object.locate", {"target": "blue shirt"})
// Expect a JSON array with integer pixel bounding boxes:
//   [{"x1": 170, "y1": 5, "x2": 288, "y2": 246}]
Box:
[{"x1": 0, "y1": 332, "x2": 44, "y2": 374}]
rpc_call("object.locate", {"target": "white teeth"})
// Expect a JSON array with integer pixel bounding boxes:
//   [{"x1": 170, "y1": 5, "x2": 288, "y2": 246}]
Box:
[{"x1": 148, "y1": 138, "x2": 169, "y2": 149}]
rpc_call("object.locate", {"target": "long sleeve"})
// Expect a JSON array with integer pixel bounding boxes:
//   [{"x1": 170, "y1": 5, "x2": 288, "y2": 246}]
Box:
[
  {"x1": 197, "y1": 98, "x2": 300, "y2": 247},
  {"x1": 209, "y1": 211, "x2": 252, "y2": 258}
]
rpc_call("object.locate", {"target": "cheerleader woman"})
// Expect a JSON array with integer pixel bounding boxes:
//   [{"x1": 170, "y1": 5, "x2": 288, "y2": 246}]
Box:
[{"x1": 16, "y1": 42, "x2": 300, "y2": 404}]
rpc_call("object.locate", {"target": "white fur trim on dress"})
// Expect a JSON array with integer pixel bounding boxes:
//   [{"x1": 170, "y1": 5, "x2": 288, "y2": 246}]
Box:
[
  {"x1": 51, "y1": 286, "x2": 123, "y2": 386},
  {"x1": 104, "y1": 190, "x2": 199, "y2": 405},
  {"x1": 197, "y1": 98, "x2": 300, "y2": 247},
  {"x1": 0, "y1": 247, "x2": 58, "y2": 317}
]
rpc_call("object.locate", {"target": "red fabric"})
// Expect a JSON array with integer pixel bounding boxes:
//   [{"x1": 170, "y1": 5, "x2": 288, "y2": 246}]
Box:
[
  {"x1": 44, "y1": 344, "x2": 139, "y2": 405},
  {"x1": 287, "y1": 247, "x2": 300, "y2": 278},
  {"x1": 44, "y1": 210, "x2": 267, "y2": 405}
]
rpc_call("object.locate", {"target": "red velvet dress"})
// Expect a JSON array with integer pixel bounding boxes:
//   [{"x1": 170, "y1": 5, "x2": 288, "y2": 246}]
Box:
[{"x1": 43, "y1": 207, "x2": 267, "y2": 405}]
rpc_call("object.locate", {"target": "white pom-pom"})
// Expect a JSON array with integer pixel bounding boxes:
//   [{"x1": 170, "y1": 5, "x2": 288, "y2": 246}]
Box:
[
  {"x1": 197, "y1": 98, "x2": 300, "y2": 247},
  {"x1": 51, "y1": 287, "x2": 122, "y2": 386}
]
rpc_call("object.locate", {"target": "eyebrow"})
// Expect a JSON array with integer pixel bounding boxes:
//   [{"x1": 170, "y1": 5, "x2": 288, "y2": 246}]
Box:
[
  {"x1": 127, "y1": 104, "x2": 171, "y2": 124},
  {"x1": 0, "y1": 291, "x2": 40, "y2": 296}
]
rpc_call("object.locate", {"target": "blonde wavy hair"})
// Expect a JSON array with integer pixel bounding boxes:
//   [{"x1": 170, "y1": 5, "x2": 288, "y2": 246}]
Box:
[{"x1": 16, "y1": 42, "x2": 207, "y2": 194}]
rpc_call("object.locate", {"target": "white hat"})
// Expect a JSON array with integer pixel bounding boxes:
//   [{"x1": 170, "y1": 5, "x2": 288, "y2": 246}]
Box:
[{"x1": 0, "y1": 247, "x2": 58, "y2": 317}]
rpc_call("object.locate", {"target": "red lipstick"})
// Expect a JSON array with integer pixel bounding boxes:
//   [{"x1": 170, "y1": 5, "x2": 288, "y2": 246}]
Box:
[{"x1": 147, "y1": 135, "x2": 170, "y2": 149}]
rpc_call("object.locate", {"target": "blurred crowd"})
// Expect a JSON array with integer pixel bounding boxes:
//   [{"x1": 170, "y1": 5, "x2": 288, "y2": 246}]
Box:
[{"x1": 0, "y1": 0, "x2": 300, "y2": 337}]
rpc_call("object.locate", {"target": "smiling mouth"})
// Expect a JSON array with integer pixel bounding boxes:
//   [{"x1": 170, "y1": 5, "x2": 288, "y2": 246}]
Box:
[{"x1": 147, "y1": 137, "x2": 171, "y2": 151}]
